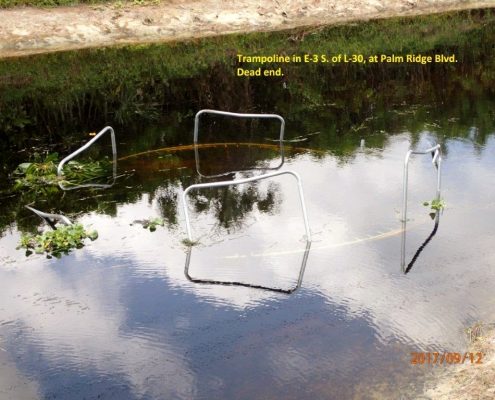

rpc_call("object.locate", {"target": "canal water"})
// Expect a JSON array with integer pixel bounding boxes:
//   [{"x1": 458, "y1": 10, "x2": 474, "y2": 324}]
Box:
[{"x1": 0, "y1": 9, "x2": 494, "y2": 400}]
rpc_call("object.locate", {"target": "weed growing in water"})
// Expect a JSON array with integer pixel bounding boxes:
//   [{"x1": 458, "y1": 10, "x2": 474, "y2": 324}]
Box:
[
  {"x1": 181, "y1": 238, "x2": 199, "y2": 247},
  {"x1": 142, "y1": 217, "x2": 164, "y2": 232},
  {"x1": 12, "y1": 152, "x2": 59, "y2": 194},
  {"x1": 17, "y1": 223, "x2": 98, "y2": 258},
  {"x1": 423, "y1": 198, "x2": 445, "y2": 211},
  {"x1": 12, "y1": 152, "x2": 112, "y2": 193},
  {"x1": 132, "y1": 217, "x2": 164, "y2": 232}
]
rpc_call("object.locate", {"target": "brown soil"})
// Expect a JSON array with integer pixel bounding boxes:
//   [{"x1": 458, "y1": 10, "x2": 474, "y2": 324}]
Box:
[
  {"x1": 0, "y1": 0, "x2": 494, "y2": 58},
  {"x1": 425, "y1": 325, "x2": 495, "y2": 399}
]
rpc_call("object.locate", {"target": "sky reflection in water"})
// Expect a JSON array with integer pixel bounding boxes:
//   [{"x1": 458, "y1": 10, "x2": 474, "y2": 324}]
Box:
[
  {"x1": 1, "y1": 10, "x2": 495, "y2": 397},
  {"x1": 1, "y1": 130, "x2": 495, "y2": 399}
]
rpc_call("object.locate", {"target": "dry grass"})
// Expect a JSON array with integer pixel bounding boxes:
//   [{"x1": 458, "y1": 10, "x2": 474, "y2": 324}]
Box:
[{"x1": 425, "y1": 323, "x2": 495, "y2": 399}]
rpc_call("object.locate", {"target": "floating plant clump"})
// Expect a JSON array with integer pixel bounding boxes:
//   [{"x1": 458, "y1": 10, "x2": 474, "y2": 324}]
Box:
[
  {"x1": 132, "y1": 217, "x2": 165, "y2": 232},
  {"x1": 17, "y1": 223, "x2": 98, "y2": 258},
  {"x1": 12, "y1": 152, "x2": 112, "y2": 193},
  {"x1": 12, "y1": 152, "x2": 59, "y2": 194},
  {"x1": 181, "y1": 238, "x2": 200, "y2": 247},
  {"x1": 423, "y1": 198, "x2": 446, "y2": 211}
]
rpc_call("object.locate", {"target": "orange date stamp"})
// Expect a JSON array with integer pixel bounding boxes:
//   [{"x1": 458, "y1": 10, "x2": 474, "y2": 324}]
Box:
[{"x1": 410, "y1": 352, "x2": 483, "y2": 365}]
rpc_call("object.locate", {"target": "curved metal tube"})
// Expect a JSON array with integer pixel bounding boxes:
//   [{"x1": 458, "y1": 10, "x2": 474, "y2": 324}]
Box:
[
  {"x1": 193, "y1": 110, "x2": 285, "y2": 178},
  {"x1": 57, "y1": 126, "x2": 117, "y2": 190},
  {"x1": 182, "y1": 170, "x2": 311, "y2": 242},
  {"x1": 25, "y1": 205, "x2": 72, "y2": 227}
]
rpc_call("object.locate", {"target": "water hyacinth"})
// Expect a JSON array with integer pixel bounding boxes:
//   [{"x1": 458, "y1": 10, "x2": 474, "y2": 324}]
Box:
[
  {"x1": 12, "y1": 152, "x2": 112, "y2": 193},
  {"x1": 17, "y1": 223, "x2": 98, "y2": 258}
]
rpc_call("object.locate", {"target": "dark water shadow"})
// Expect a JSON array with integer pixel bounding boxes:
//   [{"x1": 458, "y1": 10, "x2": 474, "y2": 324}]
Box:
[
  {"x1": 194, "y1": 141, "x2": 285, "y2": 179},
  {"x1": 401, "y1": 212, "x2": 440, "y2": 274},
  {"x1": 184, "y1": 241, "x2": 311, "y2": 294}
]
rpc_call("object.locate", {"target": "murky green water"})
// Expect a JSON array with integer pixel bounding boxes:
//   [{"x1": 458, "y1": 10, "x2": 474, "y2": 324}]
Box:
[{"x1": 1, "y1": 9, "x2": 495, "y2": 400}]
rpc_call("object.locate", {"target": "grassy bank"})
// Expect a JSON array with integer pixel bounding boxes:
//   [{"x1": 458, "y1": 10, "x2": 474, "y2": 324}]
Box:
[
  {"x1": 0, "y1": 0, "x2": 97, "y2": 7},
  {"x1": 1, "y1": 9, "x2": 493, "y2": 145},
  {"x1": 0, "y1": 0, "x2": 160, "y2": 7},
  {"x1": 1, "y1": 8, "x2": 495, "y2": 237}
]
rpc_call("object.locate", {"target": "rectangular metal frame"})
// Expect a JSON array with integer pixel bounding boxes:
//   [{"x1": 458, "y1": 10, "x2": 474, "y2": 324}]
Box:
[
  {"x1": 182, "y1": 170, "x2": 311, "y2": 243},
  {"x1": 401, "y1": 144, "x2": 442, "y2": 272},
  {"x1": 402, "y1": 144, "x2": 442, "y2": 223},
  {"x1": 183, "y1": 110, "x2": 311, "y2": 293},
  {"x1": 193, "y1": 109, "x2": 285, "y2": 178}
]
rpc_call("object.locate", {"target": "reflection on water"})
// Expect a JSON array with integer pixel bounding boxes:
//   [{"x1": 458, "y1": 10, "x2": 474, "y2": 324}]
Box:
[
  {"x1": 1, "y1": 134, "x2": 495, "y2": 399},
  {"x1": 1, "y1": 9, "x2": 495, "y2": 400},
  {"x1": 185, "y1": 241, "x2": 311, "y2": 294},
  {"x1": 402, "y1": 212, "x2": 440, "y2": 274}
]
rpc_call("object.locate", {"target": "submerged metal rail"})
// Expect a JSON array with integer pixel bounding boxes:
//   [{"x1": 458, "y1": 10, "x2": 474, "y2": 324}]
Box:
[
  {"x1": 193, "y1": 109, "x2": 285, "y2": 178},
  {"x1": 57, "y1": 126, "x2": 117, "y2": 190},
  {"x1": 402, "y1": 144, "x2": 442, "y2": 224},
  {"x1": 182, "y1": 170, "x2": 311, "y2": 242},
  {"x1": 25, "y1": 205, "x2": 72, "y2": 228}
]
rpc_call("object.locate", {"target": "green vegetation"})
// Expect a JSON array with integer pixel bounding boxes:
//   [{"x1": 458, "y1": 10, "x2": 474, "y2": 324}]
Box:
[
  {"x1": 12, "y1": 152, "x2": 60, "y2": 194},
  {"x1": 0, "y1": 0, "x2": 137, "y2": 9},
  {"x1": 133, "y1": 217, "x2": 164, "y2": 232},
  {"x1": 17, "y1": 223, "x2": 98, "y2": 258},
  {"x1": 0, "y1": 0, "x2": 89, "y2": 7},
  {"x1": 423, "y1": 198, "x2": 446, "y2": 211},
  {"x1": 12, "y1": 152, "x2": 112, "y2": 193},
  {"x1": 181, "y1": 238, "x2": 199, "y2": 247},
  {"x1": 1, "y1": 8, "x2": 494, "y2": 154},
  {"x1": 62, "y1": 158, "x2": 113, "y2": 185},
  {"x1": 0, "y1": 9, "x2": 494, "y2": 238}
]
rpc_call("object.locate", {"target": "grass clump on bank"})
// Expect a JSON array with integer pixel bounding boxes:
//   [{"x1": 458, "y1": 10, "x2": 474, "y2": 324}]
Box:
[
  {"x1": 1, "y1": 8, "x2": 494, "y2": 144},
  {"x1": 0, "y1": 0, "x2": 97, "y2": 7},
  {"x1": 0, "y1": 0, "x2": 159, "y2": 8}
]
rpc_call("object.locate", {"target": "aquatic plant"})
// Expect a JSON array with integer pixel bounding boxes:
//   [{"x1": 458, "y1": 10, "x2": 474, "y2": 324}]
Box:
[
  {"x1": 423, "y1": 198, "x2": 445, "y2": 211},
  {"x1": 181, "y1": 238, "x2": 199, "y2": 247},
  {"x1": 12, "y1": 152, "x2": 59, "y2": 193},
  {"x1": 17, "y1": 223, "x2": 98, "y2": 258},
  {"x1": 133, "y1": 217, "x2": 164, "y2": 232},
  {"x1": 142, "y1": 217, "x2": 164, "y2": 231},
  {"x1": 12, "y1": 152, "x2": 112, "y2": 193},
  {"x1": 62, "y1": 158, "x2": 112, "y2": 185}
]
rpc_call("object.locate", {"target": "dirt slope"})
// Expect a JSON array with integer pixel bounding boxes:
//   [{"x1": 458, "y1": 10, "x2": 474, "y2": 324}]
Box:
[{"x1": 0, "y1": 0, "x2": 494, "y2": 58}]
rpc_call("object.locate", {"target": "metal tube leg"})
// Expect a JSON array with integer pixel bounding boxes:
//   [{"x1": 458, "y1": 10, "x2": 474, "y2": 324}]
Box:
[{"x1": 182, "y1": 170, "x2": 311, "y2": 243}]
